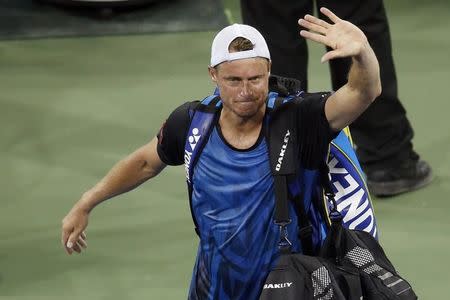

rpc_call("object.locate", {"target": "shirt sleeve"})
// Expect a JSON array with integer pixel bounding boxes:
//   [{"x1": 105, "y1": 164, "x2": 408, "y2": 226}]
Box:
[
  {"x1": 295, "y1": 92, "x2": 338, "y2": 169},
  {"x1": 156, "y1": 101, "x2": 194, "y2": 166}
]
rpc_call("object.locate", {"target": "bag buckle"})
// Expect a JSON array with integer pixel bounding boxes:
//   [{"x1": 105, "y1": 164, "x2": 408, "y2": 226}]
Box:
[{"x1": 275, "y1": 220, "x2": 292, "y2": 249}]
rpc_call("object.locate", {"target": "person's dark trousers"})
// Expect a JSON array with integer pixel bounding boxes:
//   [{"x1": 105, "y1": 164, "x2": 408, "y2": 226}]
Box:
[{"x1": 240, "y1": 0, "x2": 417, "y2": 171}]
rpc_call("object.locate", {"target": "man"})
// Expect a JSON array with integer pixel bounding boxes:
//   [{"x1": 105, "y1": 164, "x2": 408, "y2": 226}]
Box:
[
  {"x1": 61, "y1": 8, "x2": 381, "y2": 300},
  {"x1": 241, "y1": 0, "x2": 432, "y2": 197}
]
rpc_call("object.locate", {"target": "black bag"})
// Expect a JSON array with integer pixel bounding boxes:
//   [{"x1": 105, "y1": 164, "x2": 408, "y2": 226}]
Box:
[
  {"x1": 320, "y1": 213, "x2": 417, "y2": 300},
  {"x1": 259, "y1": 173, "x2": 418, "y2": 300},
  {"x1": 259, "y1": 249, "x2": 362, "y2": 300}
]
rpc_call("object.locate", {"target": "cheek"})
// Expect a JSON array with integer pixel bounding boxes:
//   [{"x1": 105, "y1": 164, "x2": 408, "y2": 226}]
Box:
[
  {"x1": 216, "y1": 87, "x2": 234, "y2": 106},
  {"x1": 254, "y1": 83, "x2": 269, "y2": 97},
  {"x1": 217, "y1": 85, "x2": 231, "y2": 97},
  {"x1": 219, "y1": 85, "x2": 240, "y2": 97}
]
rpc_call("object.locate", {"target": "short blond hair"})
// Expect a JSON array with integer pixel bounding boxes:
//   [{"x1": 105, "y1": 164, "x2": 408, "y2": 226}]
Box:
[{"x1": 228, "y1": 37, "x2": 254, "y2": 52}]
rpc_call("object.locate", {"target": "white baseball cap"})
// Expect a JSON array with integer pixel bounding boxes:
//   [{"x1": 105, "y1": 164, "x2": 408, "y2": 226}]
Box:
[{"x1": 210, "y1": 23, "x2": 271, "y2": 67}]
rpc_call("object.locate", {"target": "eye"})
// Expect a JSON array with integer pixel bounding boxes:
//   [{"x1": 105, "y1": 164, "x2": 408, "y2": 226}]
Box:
[{"x1": 226, "y1": 77, "x2": 241, "y2": 86}]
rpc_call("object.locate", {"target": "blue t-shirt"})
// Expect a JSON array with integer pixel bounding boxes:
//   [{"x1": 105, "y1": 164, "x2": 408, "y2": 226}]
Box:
[
  {"x1": 188, "y1": 127, "x2": 300, "y2": 300},
  {"x1": 156, "y1": 93, "x2": 335, "y2": 300}
]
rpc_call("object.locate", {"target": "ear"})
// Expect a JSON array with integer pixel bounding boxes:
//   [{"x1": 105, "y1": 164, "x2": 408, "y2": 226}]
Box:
[{"x1": 208, "y1": 66, "x2": 218, "y2": 83}]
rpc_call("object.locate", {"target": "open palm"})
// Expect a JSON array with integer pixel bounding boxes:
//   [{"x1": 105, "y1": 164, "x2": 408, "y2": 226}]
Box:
[{"x1": 298, "y1": 7, "x2": 368, "y2": 63}]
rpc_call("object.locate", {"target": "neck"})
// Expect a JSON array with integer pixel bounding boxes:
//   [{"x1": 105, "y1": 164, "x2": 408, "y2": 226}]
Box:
[
  {"x1": 218, "y1": 107, "x2": 265, "y2": 150},
  {"x1": 220, "y1": 108, "x2": 265, "y2": 130}
]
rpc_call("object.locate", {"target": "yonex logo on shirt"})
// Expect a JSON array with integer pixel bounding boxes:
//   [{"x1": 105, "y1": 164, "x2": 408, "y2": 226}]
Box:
[
  {"x1": 185, "y1": 128, "x2": 201, "y2": 182},
  {"x1": 189, "y1": 128, "x2": 201, "y2": 151},
  {"x1": 184, "y1": 149, "x2": 192, "y2": 182}
]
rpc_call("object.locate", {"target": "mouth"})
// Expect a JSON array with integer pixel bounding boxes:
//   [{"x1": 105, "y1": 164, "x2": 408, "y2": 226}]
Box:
[{"x1": 235, "y1": 98, "x2": 255, "y2": 103}]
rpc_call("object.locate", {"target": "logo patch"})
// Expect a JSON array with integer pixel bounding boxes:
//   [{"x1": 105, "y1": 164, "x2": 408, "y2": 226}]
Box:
[
  {"x1": 185, "y1": 128, "x2": 202, "y2": 182},
  {"x1": 275, "y1": 130, "x2": 290, "y2": 172},
  {"x1": 328, "y1": 153, "x2": 377, "y2": 238},
  {"x1": 188, "y1": 128, "x2": 201, "y2": 151},
  {"x1": 263, "y1": 282, "x2": 293, "y2": 289}
]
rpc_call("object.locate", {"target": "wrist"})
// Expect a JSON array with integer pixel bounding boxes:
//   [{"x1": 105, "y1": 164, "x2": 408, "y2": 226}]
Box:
[
  {"x1": 76, "y1": 190, "x2": 99, "y2": 213},
  {"x1": 353, "y1": 41, "x2": 372, "y2": 63}
]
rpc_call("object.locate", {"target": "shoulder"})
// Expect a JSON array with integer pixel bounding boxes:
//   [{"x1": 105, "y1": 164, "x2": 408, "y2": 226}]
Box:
[
  {"x1": 161, "y1": 100, "x2": 203, "y2": 139},
  {"x1": 294, "y1": 91, "x2": 332, "y2": 114},
  {"x1": 296, "y1": 91, "x2": 332, "y2": 103},
  {"x1": 169, "y1": 101, "x2": 200, "y2": 120},
  {"x1": 268, "y1": 91, "x2": 332, "y2": 116},
  {"x1": 156, "y1": 100, "x2": 200, "y2": 166}
]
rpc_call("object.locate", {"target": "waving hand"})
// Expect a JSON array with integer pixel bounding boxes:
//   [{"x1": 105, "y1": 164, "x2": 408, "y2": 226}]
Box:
[{"x1": 298, "y1": 7, "x2": 368, "y2": 63}]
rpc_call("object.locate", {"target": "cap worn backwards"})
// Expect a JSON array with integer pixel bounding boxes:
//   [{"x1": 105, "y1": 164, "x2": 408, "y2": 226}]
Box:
[{"x1": 210, "y1": 24, "x2": 271, "y2": 67}]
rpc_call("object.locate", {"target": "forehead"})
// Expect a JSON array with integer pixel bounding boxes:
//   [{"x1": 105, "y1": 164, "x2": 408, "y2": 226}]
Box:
[{"x1": 216, "y1": 57, "x2": 269, "y2": 77}]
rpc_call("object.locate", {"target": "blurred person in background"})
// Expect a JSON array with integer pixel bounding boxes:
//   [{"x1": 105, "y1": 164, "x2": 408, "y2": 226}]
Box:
[{"x1": 241, "y1": 0, "x2": 433, "y2": 197}]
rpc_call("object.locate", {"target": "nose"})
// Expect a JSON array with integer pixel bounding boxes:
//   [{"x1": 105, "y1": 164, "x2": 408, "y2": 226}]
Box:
[{"x1": 239, "y1": 80, "x2": 253, "y2": 97}]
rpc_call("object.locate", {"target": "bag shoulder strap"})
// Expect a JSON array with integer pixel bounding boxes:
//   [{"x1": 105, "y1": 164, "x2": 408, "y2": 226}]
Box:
[
  {"x1": 185, "y1": 83, "x2": 322, "y2": 245},
  {"x1": 268, "y1": 92, "x2": 317, "y2": 253},
  {"x1": 185, "y1": 91, "x2": 298, "y2": 237},
  {"x1": 186, "y1": 90, "x2": 298, "y2": 184},
  {"x1": 184, "y1": 95, "x2": 221, "y2": 235},
  {"x1": 185, "y1": 95, "x2": 222, "y2": 183}
]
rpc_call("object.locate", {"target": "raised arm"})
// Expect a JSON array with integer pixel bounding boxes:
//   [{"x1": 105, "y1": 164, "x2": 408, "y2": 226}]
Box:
[
  {"x1": 298, "y1": 7, "x2": 382, "y2": 131},
  {"x1": 61, "y1": 137, "x2": 166, "y2": 255}
]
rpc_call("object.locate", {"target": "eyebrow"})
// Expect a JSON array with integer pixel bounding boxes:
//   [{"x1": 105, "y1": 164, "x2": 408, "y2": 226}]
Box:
[{"x1": 223, "y1": 74, "x2": 264, "y2": 81}]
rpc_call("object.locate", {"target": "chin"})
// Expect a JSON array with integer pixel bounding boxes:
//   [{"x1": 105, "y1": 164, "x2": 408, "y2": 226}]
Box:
[{"x1": 235, "y1": 108, "x2": 260, "y2": 119}]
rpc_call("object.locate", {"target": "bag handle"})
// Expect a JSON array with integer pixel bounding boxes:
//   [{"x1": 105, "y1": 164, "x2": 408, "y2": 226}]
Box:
[
  {"x1": 273, "y1": 176, "x2": 292, "y2": 250},
  {"x1": 273, "y1": 174, "x2": 317, "y2": 254},
  {"x1": 319, "y1": 162, "x2": 340, "y2": 216},
  {"x1": 319, "y1": 161, "x2": 346, "y2": 262},
  {"x1": 273, "y1": 160, "x2": 344, "y2": 255}
]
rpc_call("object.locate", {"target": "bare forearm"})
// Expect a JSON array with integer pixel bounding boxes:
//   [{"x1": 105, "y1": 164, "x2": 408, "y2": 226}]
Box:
[
  {"x1": 76, "y1": 159, "x2": 149, "y2": 211},
  {"x1": 347, "y1": 42, "x2": 382, "y2": 102},
  {"x1": 325, "y1": 42, "x2": 381, "y2": 131},
  {"x1": 74, "y1": 139, "x2": 165, "y2": 213},
  {"x1": 62, "y1": 138, "x2": 165, "y2": 255}
]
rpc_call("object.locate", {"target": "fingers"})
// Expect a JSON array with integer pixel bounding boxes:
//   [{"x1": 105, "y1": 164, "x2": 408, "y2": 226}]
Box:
[
  {"x1": 299, "y1": 30, "x2": 328, "y2": 47},
  {"x1": 321, "y1": 50, "x2": 343, "y2": 63},
  {"x1": 298, "y1": 7, "x2": 344, "y2": 57},
  {"x1": 298, "y1": 11, "x2": 336, "y2": 49},
  {"x1": 298, "y1": 18, "x2": 327, "y2": 35},
  {"x1": 63, "y1": 228, "x2": 88, "y2": 255},
  {"x1": 61, "y1": 208, "x2": 89, "y2": 255},
  {"x1": 77, "y1": 232, "x2": 88, "y2": 249},
  {"x1": 61, "y1": 226, "x2": 71, "y2": 255},
  {"x1": 319, "y1": 7, "x2": 341, "y2": 24},
  {"x1": 298, "y1": 7, "x2": 339, "y2": 30},
  {"x1": 71, "y1": 242, "x2": 82, "y2": 253},
  {"x1": 71, "y1": 235, "x2": 88, "y2": 254},
  {"x1": 301, "y1": 14, "x2": 331, "y2": 31}
]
